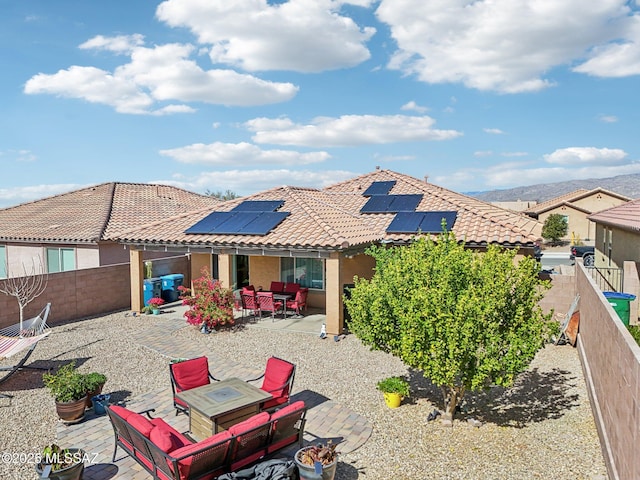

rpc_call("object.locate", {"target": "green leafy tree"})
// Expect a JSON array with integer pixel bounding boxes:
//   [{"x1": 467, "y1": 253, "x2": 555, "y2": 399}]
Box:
[
  {"x1": 344, "y1": 231, "x2": 552, "y2": 421},
  {"x1": 205, "y1": 189, "x2": 239, "y2": 200},
  {"x1": 541, "y1": 214, "x2": 568, "y2": 244}
]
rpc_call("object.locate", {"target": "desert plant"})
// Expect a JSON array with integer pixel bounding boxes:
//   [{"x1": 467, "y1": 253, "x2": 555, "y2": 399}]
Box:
[
  {"x1": 39, "y1": 444, "x2": 84, "y2": 472},
  {"x1": 43, "y1": 362, "x2": 88, "y2": 403},
  {"x1": 179, "y1": 267, "x2": 234, "y2": 331},
  {"x1": 376, "y1": 376, "x2": 410, "y2": 397}
]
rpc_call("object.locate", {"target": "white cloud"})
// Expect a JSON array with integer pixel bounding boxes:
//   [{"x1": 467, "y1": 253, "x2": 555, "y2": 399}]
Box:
[
  {"x1": 161, "y1": 169, "x2": 357, "y2": 195},
  {"x1": 159, "y1": 142, "x2": 330, "y2": 166},
  {"x1": 474, "y1": 150, "x2": 493, "y2": 157},
  {"x1": 544, "y1": 147, "x2": 627, "y2": 166},
  {"x1": 501, "y1": 152, "x2": 528, "y2": 157},
  {"x1": 377, "y1": 0, "x2": 638, "y2": 93},
  {"x1": 156, "y1": 0, "x2": 375, "y2": 72},
  {"x1": 79, "y1": 34, "x2": 145, "y2": 54},
  {"x1": 244, "y1": 114, "x2": 462, "y2": 147},
  {"x1": 24, "y1": 39, "x2": 298, "y2": 114},
  {"x1": 599, "y1": 114, "x2": 619, "y2": 123},
  {"x1": 0, "y1": 184, "x2": 83, "y2": 208},
  {"x1": 438, "y1": 145, "x2": 638, "y2": 190},
  {"x1": 401, "y1": 101, "x2": 428, "y2": 113},
  {"x1": 484, "y1": 128, "x2": 505, "y2": 135}
]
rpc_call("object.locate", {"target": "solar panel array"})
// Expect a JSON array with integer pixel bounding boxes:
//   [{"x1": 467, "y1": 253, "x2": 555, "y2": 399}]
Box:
[
  {"x1": 360, "y1": 181, "x2": 457, "y2": 234},
  {"x1": 185, "y1": 200, "x2": 289, "y2": 235},
  {"x1": 386, "y1": 211, "x2": 458, "y2": 234}
]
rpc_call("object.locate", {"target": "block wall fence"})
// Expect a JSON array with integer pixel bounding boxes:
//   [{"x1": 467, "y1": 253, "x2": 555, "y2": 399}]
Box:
[{"x1": 0, "y1": 256, "x2": 189, "y2": 330}]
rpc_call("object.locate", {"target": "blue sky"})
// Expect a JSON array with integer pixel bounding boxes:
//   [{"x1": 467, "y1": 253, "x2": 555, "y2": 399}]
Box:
[{"x1": 2, "y1": 0, "x2": 640, "y2": 208}]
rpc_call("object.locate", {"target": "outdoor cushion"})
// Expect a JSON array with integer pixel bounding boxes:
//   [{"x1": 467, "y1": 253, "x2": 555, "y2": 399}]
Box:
[
  {"x1": 128, "y1": 412, "x2": 155, "y2": 438},
  {"x1": 228, "y1": 412, "x2": 271, "y2": 471},
  {"x1": 261, "y1": 358, "x2": 294, "y2": 399},
  {"x1": 269, "y1": 281, "x2": 285, "y2": 293},
  {"x1": 267, "y1": 401, "x2": 306, "y2": 453},
  {"x1": 284, "y1": 283, "x2": 300, "y2": 294},
  {"x1": 150, "y1": 418, "x2": 192, "y2": 453},
  {"x1": 172, "y1": 356, "x2": 210, "y2": 392},
  {"x1": 169, "y1": 430, "x2": 232, "y2": 479},
  {"x1": 109, "y1": 405, "x2": 134, "y2": 421},
  {"x1": 228, "y1": 411, "x2": 270, "y2": 436}
]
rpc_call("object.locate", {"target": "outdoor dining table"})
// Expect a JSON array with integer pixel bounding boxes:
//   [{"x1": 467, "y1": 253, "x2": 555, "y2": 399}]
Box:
[
  {"x1": 272, "y1": 293, "x2": 293, "y2": 318},
  {"x1": 175, "y1": 377, "x2": 272, "y2": 441}
]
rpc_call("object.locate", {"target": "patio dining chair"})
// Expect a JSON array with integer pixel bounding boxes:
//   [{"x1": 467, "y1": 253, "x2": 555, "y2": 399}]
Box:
[
  {"x1": 169, "y1": 356, "x2": 220, "y2": 415},
  {"x1": 285, "y1": 287, "x2": 308, "y2": 317},
  {"x1": 241, "y1": 289, "x2": 260, "y2": 320},
  {"x1": 256, "y1": 292, "x2": 284, "y2": 322},
  {"x1": 247, "y1": 356, "x2": 296, "y2": 412},
  {"x1": 269, "y1": 281, "x2": 285, "y2": 294}
]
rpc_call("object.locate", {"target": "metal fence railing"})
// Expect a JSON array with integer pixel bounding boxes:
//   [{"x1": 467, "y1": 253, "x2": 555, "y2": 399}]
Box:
[{"x1": 585, "y1": 266, "x2": 623, "y2": 292}]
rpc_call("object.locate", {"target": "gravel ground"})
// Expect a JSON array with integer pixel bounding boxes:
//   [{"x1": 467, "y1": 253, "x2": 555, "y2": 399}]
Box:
[{"x1": 0, "y1": 310, "x2": 608, "y2": 480}]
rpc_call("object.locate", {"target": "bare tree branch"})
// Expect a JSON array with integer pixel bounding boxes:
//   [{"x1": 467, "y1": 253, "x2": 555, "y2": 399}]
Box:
[{"x1": 0, "y1": 259, "x2": 48, "y2": 329}]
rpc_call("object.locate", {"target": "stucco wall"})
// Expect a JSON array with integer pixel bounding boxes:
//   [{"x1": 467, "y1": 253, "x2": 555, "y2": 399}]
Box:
[
  {"x1": 539, "y1": 205, "x2": 593, "y2": 242},
  {"x1": 576, "y1": 263, "x2": 640, "y2": 480}
]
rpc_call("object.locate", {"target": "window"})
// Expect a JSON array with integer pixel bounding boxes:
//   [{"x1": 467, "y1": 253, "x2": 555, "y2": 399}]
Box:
[
  {"x1": 46, "y1": 248, "x2": 75, "y2": 273},
  {"x1": 281, "y1": 257, "x2": 324, "y2": 290},
  {"x1": 0, "y1": 246, "x2": 6, "y2": 279}
]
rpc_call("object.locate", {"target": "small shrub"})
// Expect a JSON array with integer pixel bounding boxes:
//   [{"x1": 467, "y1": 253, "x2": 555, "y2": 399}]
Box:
[
  {"x1": 179, "y1": 267, "x2": 234, "y2": 331},
  {"x1": 628, "y1": 325, "x2": 640, "y2": 346},
  {"x1": 376, "y1": 376, "x2": 410, "y2": 397}
]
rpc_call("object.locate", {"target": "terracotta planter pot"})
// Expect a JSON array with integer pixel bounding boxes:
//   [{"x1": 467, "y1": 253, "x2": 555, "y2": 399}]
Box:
[
  {"x1": 85, "y1": 384, "x2": 105, "y2": 409},
  {"x1": 55, "y1": 396, "x2": 87, "y2": 424}
]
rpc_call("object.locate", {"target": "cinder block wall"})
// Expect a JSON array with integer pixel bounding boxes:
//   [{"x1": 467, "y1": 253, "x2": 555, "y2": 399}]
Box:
[
  {"x1": 538, "y1": 272, "x2": 577, "y2": 318},
  {"x1": 576, "y1": 264, "x2": 640, "y2": 480},
  {"x1": 0, "y1": 256, "x2": 190, "y2": 329}
]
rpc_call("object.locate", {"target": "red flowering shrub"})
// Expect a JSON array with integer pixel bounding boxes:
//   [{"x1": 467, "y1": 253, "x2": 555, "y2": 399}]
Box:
[
  {"x1": 178, "y1": 267, "x2": 234, "y2": 331},
  {"x1": 147, "y1": 297, "x2": 165, "y2": 308}
]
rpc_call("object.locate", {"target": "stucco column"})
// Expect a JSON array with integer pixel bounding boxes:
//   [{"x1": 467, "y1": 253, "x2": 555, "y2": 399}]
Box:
[
  {"x1": 190, "y1": 253, "x2": 211, "y2": 288},
  {"x1": 325, "y1": 253, "x2": 342, "y2": 335},
  {"x1": 218, "y1": 254, "x2": 233, "y2": 289},
  {"x1": 130, "y1": 248, "x2": 144, "y2": 313}
]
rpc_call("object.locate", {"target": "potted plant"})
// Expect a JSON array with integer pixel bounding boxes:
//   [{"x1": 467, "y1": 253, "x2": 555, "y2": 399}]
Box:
[
  {"x1": 43, "y1": 361, "x2": 88, "y2": 423},
  {"x1": 294, "y1": 442, "x2": 338, "y2": 480},
  {"x1": 83, "y1": 372, "x2": 107, "y2": 409},
  {"x1": 146, "y1": 296, "x2": 165, "y2": 314},
  {"x1": 376, "y1": 376, "x2": 410, "y2": 409},
  {"x1": 35, "y1": 444, "x2": 85, "y2": 480}
]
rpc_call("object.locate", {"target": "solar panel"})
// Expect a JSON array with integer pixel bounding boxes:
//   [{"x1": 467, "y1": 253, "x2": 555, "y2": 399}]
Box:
[
  {"x1": 389, "y1": 194, "x2": 423, "y2": 212},
  {"x1": 419, "y1": 211, "x2": 457, "y2": 233},
  {"x1": 237, "y1": 211, "x2": 290, "y2": 235},
  {"x1": 362, "y1": 181, "x2": 396, "y2": 196},
  {"x1": 386, "y1": 211, "x2": 457, "y2": 233},
  {"x1": 361, "y1": 194, "x2": 422, "y2": 213},
  {"x1": 184, "y1": 212, "x2": 231, "y2": 234},
  {"x1": 360, "y1": 195, "x2": 395, "y2": 213},
  {"x1": 211, "y1": 211, "x2": 262, "y2": 234},
  {"x1": 231, "y1": 200, "x2": 284, "y2": 212}
]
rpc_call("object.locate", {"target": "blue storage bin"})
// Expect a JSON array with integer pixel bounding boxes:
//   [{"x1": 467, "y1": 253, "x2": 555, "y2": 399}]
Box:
[
  {"x1": 143, "y1": 277, "x2": 162, "y2": 306},
  {"x1": 161, "y1": 274, "x2": 184, "y2": 302}
]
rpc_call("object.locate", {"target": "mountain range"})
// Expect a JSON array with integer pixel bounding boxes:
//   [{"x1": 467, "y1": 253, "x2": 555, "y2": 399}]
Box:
[{"x1": 470, "y1": 173, "x2": 640, "y2": 203}]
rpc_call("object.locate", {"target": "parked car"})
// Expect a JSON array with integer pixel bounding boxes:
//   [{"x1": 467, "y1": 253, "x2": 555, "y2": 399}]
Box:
[{"x1": 570, "y1": 245, "x2": 595, "y2": 266}]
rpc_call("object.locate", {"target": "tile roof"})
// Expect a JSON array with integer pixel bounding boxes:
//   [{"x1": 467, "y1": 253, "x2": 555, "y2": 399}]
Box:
[
  {"x1": 524, "y1": 188, "x2": 631, "y2": 215},
  {"x1": 113, "y1": 169, "x2": 542, "y2": 251},
  {"x1": 0, "y1": 183, "x2": 219, "y2": 243},
  {"x1": 588, "y1": 198, "x2": 640, "y2": 233}
]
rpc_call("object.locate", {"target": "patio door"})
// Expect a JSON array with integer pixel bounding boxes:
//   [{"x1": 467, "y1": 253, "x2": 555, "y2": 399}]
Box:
[{"x1": 233, "y1": 255, "x2": 249, "y2": 289}]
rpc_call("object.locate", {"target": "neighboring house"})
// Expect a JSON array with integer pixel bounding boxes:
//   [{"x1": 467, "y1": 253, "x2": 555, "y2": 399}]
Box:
[
  {"x1": 112, "y1": 169, "x2": 543, "y2": 335},
  {"x1": 524, "y1": 188, "x2": 631, "y2": 242},
  {"x1": 0, "y1": 183, "x2": 219, "y2": 278},
  {"x1": 490, "y1": 200, "x2": 537, "y2": 212},
  {"x1": 588, "y1": 198, "x2": 640, "y2": 269}
]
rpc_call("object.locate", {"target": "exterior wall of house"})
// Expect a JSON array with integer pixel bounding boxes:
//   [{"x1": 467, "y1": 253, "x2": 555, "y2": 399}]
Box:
[
  {"x1": 576, "y1": 263, "x2": 640, "y2": 480},
  {"x1": 190, "y1": 253, "x2": 212, "y2": 290},
  {"x1": 594, "y1": 224, "x2": 640, "y2": 270},
  {"x1": 539, "y1": 205, "x2": 593, "y2": 242},
  {"x1": 98, "y1": 242, "x2": 131, "y2": 265},
  {"x1": 250, "y1": 256, "x2": 279, "y2": 292},
  {"x1": 76, "y1": 245, "x2": 100, "y2": 269},
  {"x1": 6, "y1": 244, "x2": 45, "y2": 277},
  {"x1": 341, "y1": 253, "x2": 376, "y2": 285},
  {"x1": 571, "y1": 192, "x2": 627, "y2": 214}
]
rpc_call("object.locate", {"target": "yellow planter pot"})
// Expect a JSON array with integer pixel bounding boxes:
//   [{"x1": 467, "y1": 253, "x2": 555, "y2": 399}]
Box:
[{"x1": 383, "y1": 392, "x2": 403, "y2": 408}]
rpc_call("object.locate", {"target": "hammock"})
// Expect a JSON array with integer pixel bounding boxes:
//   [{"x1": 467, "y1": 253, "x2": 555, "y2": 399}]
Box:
[{"x1": 0, "y1": 303, "x2": 51, "y2": 393}]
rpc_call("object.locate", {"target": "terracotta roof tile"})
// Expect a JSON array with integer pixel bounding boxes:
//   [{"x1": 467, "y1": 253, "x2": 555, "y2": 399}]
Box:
[
  {"x1": 588, "y1": 198, "x2": 640, "y2": 232},
  {"x1": 0, "y1": 183, "x2": 218, "y2": 243},
  {"x1": 114, "y1": 169, "x2": 542, "y2": 250}
]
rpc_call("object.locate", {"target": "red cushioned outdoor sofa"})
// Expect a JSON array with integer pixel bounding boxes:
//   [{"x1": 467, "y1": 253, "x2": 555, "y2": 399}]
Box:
[{"x1": 106, "y1": 400, "x2": 306, "y2": 480}]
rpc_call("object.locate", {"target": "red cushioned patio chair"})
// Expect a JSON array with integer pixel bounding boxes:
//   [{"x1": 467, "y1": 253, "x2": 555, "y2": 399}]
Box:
[
  {"x1": 248, "y1": 356, "x2": 296, "y2": 412},
  {"x1": 256, "y1": 292, "x2": 284, "y2": 322},
  {"x1": 285, "y1": 287, "x2": 308, "y2": 317},
  {"x1": 169, "y1": 356, "x2": 220, "y2": 415},
  {"x1": 241, "y1": 289, "x2": 260, "y2": 320}
]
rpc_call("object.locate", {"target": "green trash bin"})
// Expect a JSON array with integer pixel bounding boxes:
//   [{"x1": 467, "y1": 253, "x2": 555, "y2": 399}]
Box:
[{"x1": 603, "y1": 292, "x2": 636, "y2": 326}]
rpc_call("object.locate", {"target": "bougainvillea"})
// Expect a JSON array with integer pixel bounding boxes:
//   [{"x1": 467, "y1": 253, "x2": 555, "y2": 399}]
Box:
[{"x1": 178, "y1": 267, "x2": 235, "y2": 331}]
